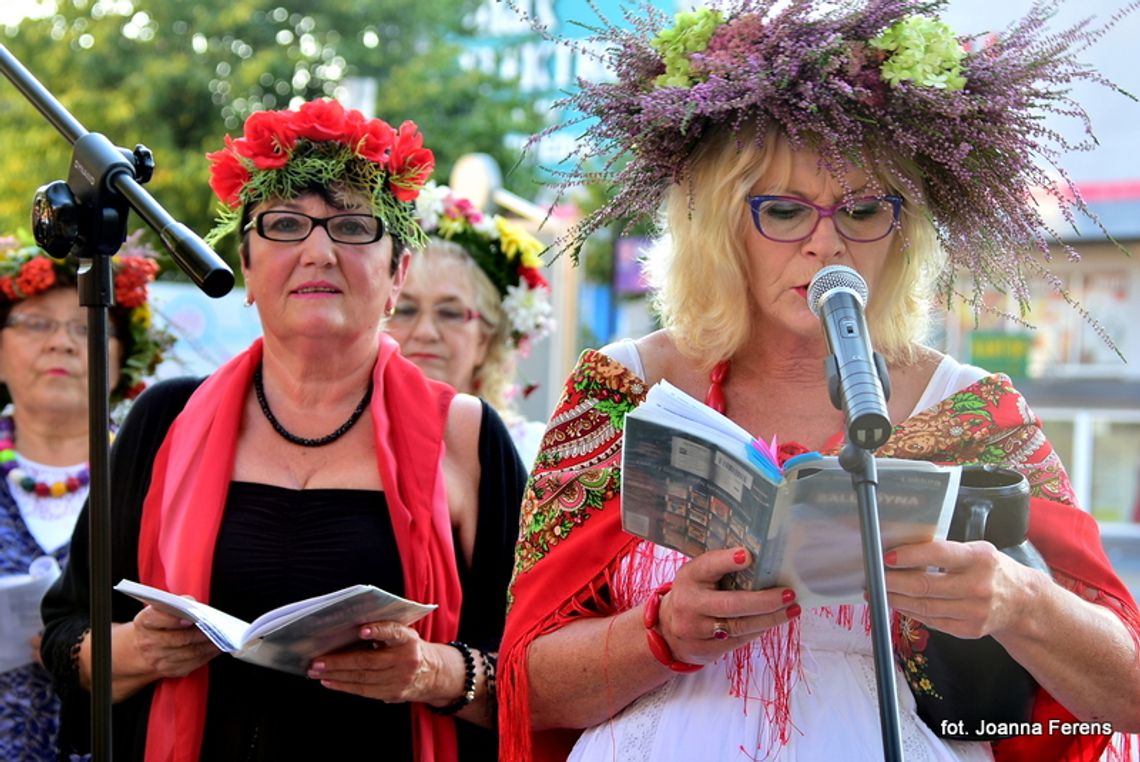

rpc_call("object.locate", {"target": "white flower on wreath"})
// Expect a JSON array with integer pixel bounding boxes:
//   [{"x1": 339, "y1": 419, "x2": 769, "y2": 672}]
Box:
[
  {"x1": 503, "y1": 282, "x2": 554, "y2": 347},
  {"x1": 413, "y1": 182, "x2": 450, "y2": 233},
  {"x1": 472, "y1": 213, "x2": 499, "y2": 239}
]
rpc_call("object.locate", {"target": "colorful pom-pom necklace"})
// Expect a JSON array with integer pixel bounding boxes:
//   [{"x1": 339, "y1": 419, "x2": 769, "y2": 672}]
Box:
[{"x1": 0, "y1": 417, "x2": 90, "y2": 497}]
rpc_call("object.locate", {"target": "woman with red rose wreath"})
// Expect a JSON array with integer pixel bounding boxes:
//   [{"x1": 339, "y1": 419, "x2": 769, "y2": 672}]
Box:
[
  {"x1": 0, "y1": 236, "x2": 168, "y2": 762},
  {"x1": 41, "y1": 99, "x2": 525, "y2": 762}
]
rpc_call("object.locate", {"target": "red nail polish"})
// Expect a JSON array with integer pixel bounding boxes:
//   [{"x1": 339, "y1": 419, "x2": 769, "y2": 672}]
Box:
[
  {"x1": 883, "y1": 551, "x2": 897, "y2": 566},
  {"x1": 782, "y1": 589, "x2": 796, "y2": 604},
  {"x1": 786, "y1": 603, "x2": 802, "y2": 620},
  {"x1": 733, "y1": 549, "x2": 747, "y2": 565}
]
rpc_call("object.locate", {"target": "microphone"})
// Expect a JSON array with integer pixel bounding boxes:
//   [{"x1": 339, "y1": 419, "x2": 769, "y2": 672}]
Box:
[{"x1": 807, "y1": 265, "x2": 891, "y2": 450}]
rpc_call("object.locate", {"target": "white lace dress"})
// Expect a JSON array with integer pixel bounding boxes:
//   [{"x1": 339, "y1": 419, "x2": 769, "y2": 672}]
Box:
[{"x1": 568, "y1": 567, "x2": 995, "y2": 761}]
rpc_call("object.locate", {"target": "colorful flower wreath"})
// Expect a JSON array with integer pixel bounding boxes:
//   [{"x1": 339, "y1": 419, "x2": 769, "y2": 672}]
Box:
[
  {"x1": 0, "y1": 233, "x2": 174, "y2": 401},
  {"x1": 205, "y1": 98, "x2": 435, "y2": 249},
  {"x1": 414, "y1": 183, "x2": 554, "y2": 351},
  {"x1": 525, "y1": 0, "x2": 1137, "y2": 340}
]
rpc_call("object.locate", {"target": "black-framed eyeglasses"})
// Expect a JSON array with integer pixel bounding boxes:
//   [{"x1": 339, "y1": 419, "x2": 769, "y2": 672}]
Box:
[
  {"x1": 254, "y1": 211, "x2": 385, "y2": 244},
  {"x1": 745, "y1": 194, "x2": 903, "y2": 243},
  {"x1": 3, "y1": 314, "x2": 88, "y2": 341}
]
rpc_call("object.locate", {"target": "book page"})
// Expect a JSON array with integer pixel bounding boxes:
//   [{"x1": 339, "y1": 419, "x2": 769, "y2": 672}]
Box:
[
  {"x1": 114, "y1": 579, "x2": 250, "y2": 653},
  {"x1": 238, "y1": 586, "x2": 437, "y2": 675},
  {"x1": 0, "y1": 557, "x2": 61, "y2": 673}
]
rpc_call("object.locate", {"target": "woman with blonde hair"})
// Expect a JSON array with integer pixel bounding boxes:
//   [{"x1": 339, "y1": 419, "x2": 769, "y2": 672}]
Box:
[
  {"x1": 387, "y1": 183, "x2": 553, "y2": 465},
  {"x1": 499, "y1": 2, "x2": 1140, "y2": 760}
]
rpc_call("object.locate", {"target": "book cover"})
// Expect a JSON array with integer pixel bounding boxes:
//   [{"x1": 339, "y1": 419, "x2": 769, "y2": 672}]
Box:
[{"x1": 620, "y1": 382, "x2": 960, "y2": 607}]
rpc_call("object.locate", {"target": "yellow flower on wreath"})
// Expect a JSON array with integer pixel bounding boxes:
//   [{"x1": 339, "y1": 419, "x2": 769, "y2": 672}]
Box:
[{"x1": 496, "y1": 217, "x2": 544, "y2": 267}]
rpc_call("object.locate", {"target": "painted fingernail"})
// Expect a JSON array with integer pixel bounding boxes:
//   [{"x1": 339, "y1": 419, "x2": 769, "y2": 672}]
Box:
[
  {"x1": 786, "y1": 603, "x2": 802, "y2": 620},
  {"x1": 733, "y1": 549, "x2": 747, "y2": 565},
  {"x1": 883, "y1": 551, "x2": 897, "y2": 566},
  {"x1": 782, "y1": 589, "x2": 796, "y2": 604},
  {"x1": 361, "y1": 626, "x2": 373, "y2": 637},
  {"x1": 310, "y1": 661, "x2": 325, "y2": 672}
]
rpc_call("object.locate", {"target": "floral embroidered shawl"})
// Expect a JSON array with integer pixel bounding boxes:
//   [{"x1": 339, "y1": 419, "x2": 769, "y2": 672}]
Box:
[{"x1": 499, "y1": 350, "x2": 1139, "y2": 762}]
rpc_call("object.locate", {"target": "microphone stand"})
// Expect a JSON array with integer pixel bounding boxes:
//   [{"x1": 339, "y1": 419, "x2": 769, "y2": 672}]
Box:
[
  {"x1": 828, "y1": 356, "x2": 904, "y2": 762},
  {"x1": 0, "y1": 43, "x2": 234, "y2": 761}
]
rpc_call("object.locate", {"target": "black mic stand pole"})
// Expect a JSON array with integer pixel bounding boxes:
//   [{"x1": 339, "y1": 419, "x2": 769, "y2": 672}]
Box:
[
  {"x1": 0, "y1": 43, "x2": 234, "y2": 761},
  {"x1": 829, "y1": 358, "x2": 904, "y2": 762}
]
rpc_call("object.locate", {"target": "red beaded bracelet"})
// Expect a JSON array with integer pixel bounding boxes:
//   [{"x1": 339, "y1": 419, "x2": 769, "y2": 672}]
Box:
[{"x1": 643, "y1": 582, "x2": 703, "y2": 673}]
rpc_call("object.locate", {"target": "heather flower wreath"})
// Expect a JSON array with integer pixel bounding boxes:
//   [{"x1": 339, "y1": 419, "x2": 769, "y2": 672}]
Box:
[
  {"x1": 205, "y1": 99, "x2": 435, "y2": 249},
  {"x1": 414, "y1": 183, "x2": 554, "y2": 350},
  {"x1": 522, "y1": 0, "x2": 1138, "y2": 335},
  {"x1": 0, "y1": 233, "x2": 174, "y2": 401}
]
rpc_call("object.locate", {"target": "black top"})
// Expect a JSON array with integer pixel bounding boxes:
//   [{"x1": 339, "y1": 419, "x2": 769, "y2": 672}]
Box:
[{"x1": 41, "y1": 377, "x2": 526, "y2": 762}]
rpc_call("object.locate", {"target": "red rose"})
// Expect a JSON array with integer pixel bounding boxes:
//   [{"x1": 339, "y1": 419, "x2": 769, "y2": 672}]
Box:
[
  {"x1": 346, "y1": 112, "x2": 396, "y2": 164},
  {"x1": 520, "y1": 266, "x2": 549, "y2": 290},
  {"x1": 235, "y1": 111, "x2": 295, "y2": 170},
  {"x1": 0, "y1": 276, "x2": 17, "y2": 301},
  {"x1": 293, "y1": 99, "x2": 348, "y2": 143},
  {"x1": 114, "y1": 256, "x2": 159, "y2": 309},
  {"x1": 207, "y1": 142, "x2": 251, "y2": 207},
  {"x1": 125, "y1": 381, "x2": 147, "y2": 399},
  {"x1": 387, "y1": 121, "x2": 435, "y2": 202}
]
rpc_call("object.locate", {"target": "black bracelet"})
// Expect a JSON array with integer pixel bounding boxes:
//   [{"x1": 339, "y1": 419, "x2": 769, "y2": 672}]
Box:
[{"x1": 429, "y1": 640, "x2": 477, "y2": 715}]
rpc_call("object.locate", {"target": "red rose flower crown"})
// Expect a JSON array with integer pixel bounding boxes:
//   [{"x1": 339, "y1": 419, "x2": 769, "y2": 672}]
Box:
[{"x1": 205, "y1": 99, "x2": 436, "y2": 249}]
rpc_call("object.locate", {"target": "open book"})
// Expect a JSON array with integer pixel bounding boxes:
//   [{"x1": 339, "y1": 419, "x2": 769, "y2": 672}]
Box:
[
  {"x1": 115, "y1": 579, "x2": 436, "y2": 675},
  {"x1": 0, "y1": 556, "x2": 61, "y2": 673},
  {"x1": 620, "y1": 381, "x2": 961, "y2": 607}
]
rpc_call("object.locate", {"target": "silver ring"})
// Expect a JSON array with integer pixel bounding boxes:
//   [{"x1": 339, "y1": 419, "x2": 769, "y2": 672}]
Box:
[{"x1": 712, "y1": 619, "x2": 730, "y2": 641}]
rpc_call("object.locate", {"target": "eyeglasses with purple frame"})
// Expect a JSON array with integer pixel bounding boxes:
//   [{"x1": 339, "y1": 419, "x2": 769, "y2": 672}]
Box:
[{"x1": 745, "y1": 194, "x2": 903, "y2": 243}]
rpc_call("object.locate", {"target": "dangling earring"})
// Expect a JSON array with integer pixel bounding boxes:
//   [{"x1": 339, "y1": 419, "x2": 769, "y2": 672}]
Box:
[
  {"x1": 244, "y1": 293, "x2": 254, "y2": 308},
  {"x1": 383, "y1": 299, "x2": 395, "y2": 318}
]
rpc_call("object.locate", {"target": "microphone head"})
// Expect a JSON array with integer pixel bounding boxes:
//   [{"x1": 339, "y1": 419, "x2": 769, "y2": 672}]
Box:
[{"x1": 807, "y1": 265, "x2": 869, "y2": 317}]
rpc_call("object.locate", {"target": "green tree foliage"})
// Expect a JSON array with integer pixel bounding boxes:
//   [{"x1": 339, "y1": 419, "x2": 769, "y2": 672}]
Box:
[{"x1": 0, "y1": 0, "x2": 545, "y2": 276}]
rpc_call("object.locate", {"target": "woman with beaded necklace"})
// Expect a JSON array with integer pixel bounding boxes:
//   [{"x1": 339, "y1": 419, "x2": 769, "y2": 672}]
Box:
[
  {"x1": 40, "y1": 100, "x2": 525, "y2": 762},
  {"x1": 0, "y1": 236, "x2": 165, "y2": 761},
  {"x1": 499, "y1": 2, "x2": 1140, "y2": 761}
]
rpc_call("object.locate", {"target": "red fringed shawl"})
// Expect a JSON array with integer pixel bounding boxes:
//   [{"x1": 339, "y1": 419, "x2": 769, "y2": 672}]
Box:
[
  {"x1": 499, "y1": 350, "x2": 1140, "y2": 762},
  {"x1": 137, "y1": 335, "x2": 462, "y2": 762}
]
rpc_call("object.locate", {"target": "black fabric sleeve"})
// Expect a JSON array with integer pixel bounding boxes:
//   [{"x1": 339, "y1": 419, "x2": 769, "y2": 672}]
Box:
[
  {"x1": 40, "y1": 376, "x2": 203, "y2": 761},
  {"x1": 455, "y1": 401, "x2": 526, "y2": 761}
]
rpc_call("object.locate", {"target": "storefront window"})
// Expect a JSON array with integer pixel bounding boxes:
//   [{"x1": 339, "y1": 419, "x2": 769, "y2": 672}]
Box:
[{"x1": 1091, "y1": 420, "x2": 1140, "y2": 524}]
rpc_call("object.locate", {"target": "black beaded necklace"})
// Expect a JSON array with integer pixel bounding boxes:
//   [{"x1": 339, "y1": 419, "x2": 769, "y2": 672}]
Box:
[{"x1": 253, "y1": 365, "x2": 373, "y2": 447}]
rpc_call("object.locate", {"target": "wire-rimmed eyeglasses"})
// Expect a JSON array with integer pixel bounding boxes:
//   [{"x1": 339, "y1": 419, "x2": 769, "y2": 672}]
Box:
[
  {"x1": 3, "y1": 314, "x2": 89, "y2": 341},
  {"x1": 388, "y1": 302, "x2": 487, "y2": 331},
  {"x1": 745, "y1": 195, "x2": 903, "y2": 243},
  {"x1": 254, "y1": 211, "x2": 385, "y2": 244}
]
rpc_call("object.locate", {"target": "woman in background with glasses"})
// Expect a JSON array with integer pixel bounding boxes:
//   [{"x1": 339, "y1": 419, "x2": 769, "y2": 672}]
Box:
[
  {"x1": 41, "y1": 100, "x2": 525, "y2": 762},
  {"x1": 386, "y1": 183, "x2": 554, "y2": 466},
  {"x1": 0, "y1": 237, "x2": 165, "y2": 762},
  {"x1": 499, "y1": 4, "x2": 1140, "y2": 761}
]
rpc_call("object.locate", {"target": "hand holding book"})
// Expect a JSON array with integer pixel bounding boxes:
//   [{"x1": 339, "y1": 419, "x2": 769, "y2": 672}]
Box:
[
  {"x1": 620, "y1": 381, "x2": 961, "y2": 607},
  {"x1": 116, "y1": 579, "x2": 436, "y2": 676}
]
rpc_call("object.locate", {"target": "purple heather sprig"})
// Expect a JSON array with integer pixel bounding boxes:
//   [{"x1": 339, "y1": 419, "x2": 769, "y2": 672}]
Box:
[{"x1": 522, "y1": 0, "x2": 1138, "y2": 353}]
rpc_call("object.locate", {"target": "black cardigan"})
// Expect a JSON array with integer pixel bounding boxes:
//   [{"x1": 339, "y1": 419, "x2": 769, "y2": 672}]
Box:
[{"x1": 41, "y1": 377, "x2": 525, "y2": 761}]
